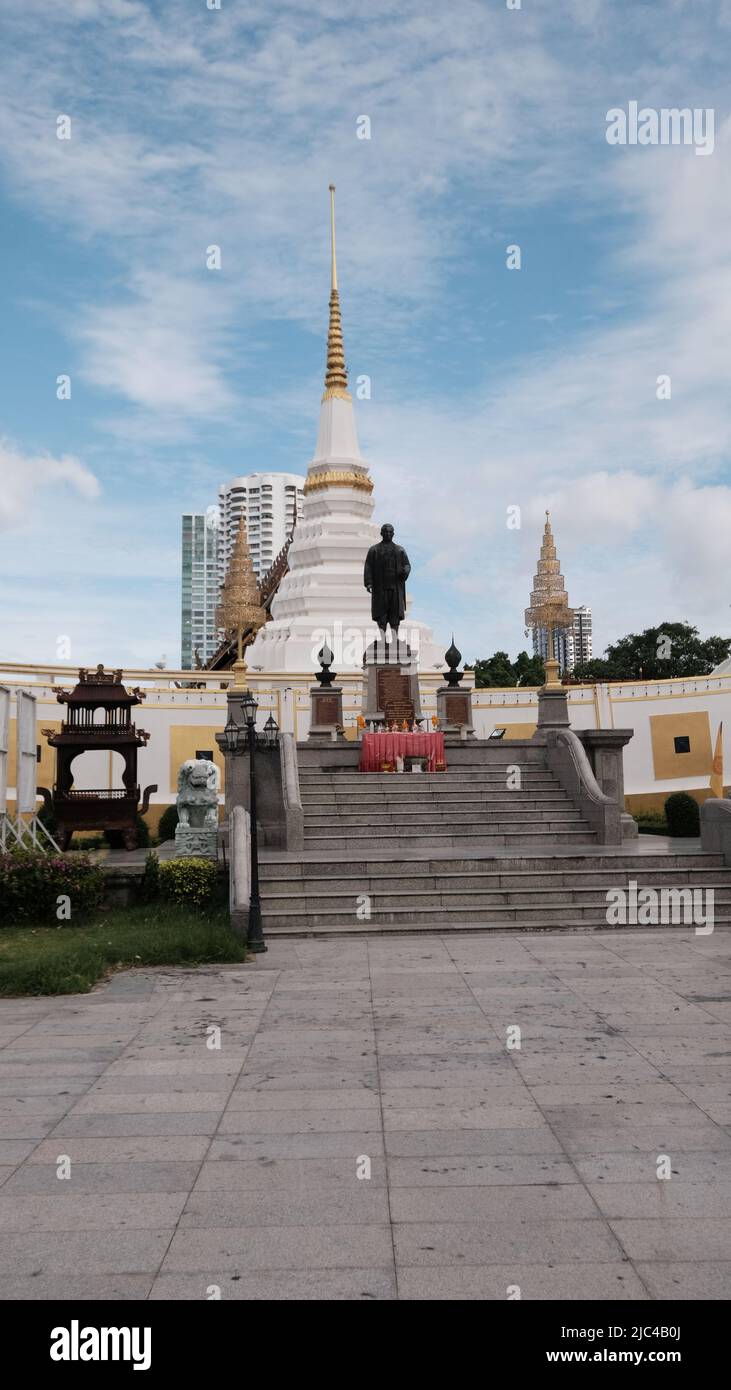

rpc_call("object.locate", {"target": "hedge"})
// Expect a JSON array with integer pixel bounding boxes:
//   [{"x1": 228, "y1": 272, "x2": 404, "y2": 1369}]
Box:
[
  {"x1": 158, "y1": 857, "x2": 221, "y2": 908},
  {"x1": 664, "y1": 792, "x2": 700, "y2": 837},
  {"x1": 0, "y1": 851, "x2": 104, "y2": 926}
]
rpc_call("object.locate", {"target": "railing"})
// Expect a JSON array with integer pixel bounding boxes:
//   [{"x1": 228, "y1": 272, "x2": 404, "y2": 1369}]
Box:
[
  {"x1": 60, "y1": 722, "x2": 135, "y2": 735},
  {"x1": 229, "y1": 804, "x2": 251, "y2": 939},
  {"x1": 280, "y1": 732, "x2": 304, "y2": 851},
  {"x1": 59, "y1": 788, "x2": 137, "y2": 800}
]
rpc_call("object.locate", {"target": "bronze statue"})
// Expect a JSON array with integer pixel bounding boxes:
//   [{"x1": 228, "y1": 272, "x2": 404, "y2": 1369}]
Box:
[{"x1": 364, "y1": 523, "x2": 411, "y2": 638}]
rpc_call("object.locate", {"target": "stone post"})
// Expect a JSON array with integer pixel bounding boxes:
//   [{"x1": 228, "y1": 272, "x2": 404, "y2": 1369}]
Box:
[{"x1": 578, "y1": 728, "x2": 637, "y2": 840}]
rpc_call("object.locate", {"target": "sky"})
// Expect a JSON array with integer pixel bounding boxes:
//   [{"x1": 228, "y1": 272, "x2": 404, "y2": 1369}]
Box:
[{"x1": 0, "y1": 0, "x2": 730, "y2": 670}]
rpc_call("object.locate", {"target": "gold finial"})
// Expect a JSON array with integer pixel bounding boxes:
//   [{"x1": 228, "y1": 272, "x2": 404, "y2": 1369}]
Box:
[
  {"x1": 323, "y1": 183, "x2": 350, "y2": 400},
  {"x1": 329, "y1": 183, "x2": 337, "y2": 292}
]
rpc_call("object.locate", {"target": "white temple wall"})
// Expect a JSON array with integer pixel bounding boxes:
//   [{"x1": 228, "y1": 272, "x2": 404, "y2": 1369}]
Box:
[{"x1": 0, "y1": 665, "x2": 728, "y2": 818}]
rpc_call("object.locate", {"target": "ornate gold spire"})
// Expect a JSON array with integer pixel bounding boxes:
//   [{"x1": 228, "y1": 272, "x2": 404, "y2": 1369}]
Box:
[
  {"x1": 216, "y1": 517, "x2": 266, "y2": 688},
  {"x1": 525, "y1": 511, "x2": 574, "y2": 689},
  {"x1": 323, "y1": 183, "x2": 351, "y2": 401}
]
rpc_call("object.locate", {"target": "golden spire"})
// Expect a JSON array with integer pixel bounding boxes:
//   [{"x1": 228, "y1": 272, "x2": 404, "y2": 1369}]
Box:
[
  {"x1": 323, "y1": 183, "x2": 350, "y2": 401},
  {"x1": 525, "y1": 511, "x2": 574, "y2": 689},
  {"x1": 216, "y1": 516, "x2": 266, "y2": 688}
]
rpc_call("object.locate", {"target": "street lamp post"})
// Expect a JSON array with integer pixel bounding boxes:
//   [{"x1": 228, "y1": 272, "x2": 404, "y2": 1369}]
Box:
[
  {"x1": 241, "y1": 689, "x2": 265, "y2": 953},
  {"x1": 221, "y1": 691, "x2": 279, "y2": 954}
]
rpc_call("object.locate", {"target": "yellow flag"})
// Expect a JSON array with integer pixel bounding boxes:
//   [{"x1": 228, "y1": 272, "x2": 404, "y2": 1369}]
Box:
[{"x1": 710, "y1": 721, "x2": 724, "y2": 799}]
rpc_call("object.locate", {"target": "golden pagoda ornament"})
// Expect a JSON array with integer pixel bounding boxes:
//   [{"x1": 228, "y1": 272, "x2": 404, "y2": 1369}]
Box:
[
  {"x1": 216, "y1": 517, "x2": 266, "y2": 688},
  {"x1": 524, "y1": 512, "x2": 574, "y2": 689}
]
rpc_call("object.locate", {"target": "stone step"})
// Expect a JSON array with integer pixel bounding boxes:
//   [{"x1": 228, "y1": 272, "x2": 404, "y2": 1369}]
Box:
[
  {"x1": 302, "y1": 809, "x2": 586, "y2": 827},
  {"x1": 261, "y1": 901, "x2": 730, "y2": 928},
  {"x1": 297, "y1": 772, "x2": 555, "y2": 783},
  {"x1": 262, "y1": 884, "x2": 731, "y2": 912},
  {"x1": 302, "y1": 829, "x2": 598, "y2": 850},
  {"x1": 298, "y1": 752, "x2": 548, "y2": 768},
  {"x1": 260, "y1": 865, "x2": 731, "y2": 891},
  {"x1": 302, "y1": 772, "x2": 562, "y2": 784},
  {"x1": 304, "y1": 811, "x2": 589, "y2": 828},
  {"x1": 262, "y1": 852, "x2": 724, "y2": 877},
  {"x1": 263, "y1": 916, "x2": 731, "y2": 938},
  {"x1": 297, "y1": 795, "x2": 567, "y2": 806}
]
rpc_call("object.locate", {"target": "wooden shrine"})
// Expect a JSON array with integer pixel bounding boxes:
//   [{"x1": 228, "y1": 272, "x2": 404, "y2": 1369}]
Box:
[{"x1": 42, "y1": 665, "x2": 157, "y2": 850}]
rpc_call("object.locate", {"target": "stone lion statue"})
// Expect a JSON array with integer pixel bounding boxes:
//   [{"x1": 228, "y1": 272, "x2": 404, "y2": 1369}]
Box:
[{"x1": 176, "y1": 758, "x2": 219, "y2": 829}]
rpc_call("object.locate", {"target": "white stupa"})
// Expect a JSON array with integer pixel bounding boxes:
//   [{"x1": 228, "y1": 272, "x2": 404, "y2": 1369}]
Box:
[{"x1": 248, "y1": 186, "x2": 442, "y2": 675}]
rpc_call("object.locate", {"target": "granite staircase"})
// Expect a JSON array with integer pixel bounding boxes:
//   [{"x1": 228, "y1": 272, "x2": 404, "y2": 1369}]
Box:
[
  {"x1": 298, "y1": 748, "x2": 594, "y2": 853},
  {"x1": 258, "y1": 751, "x2": 731, "y2": 935}
]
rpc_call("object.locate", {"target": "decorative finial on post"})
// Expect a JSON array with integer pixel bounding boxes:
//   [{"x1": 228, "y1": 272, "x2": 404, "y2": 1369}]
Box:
[
  {"x1": 443, "y1": 635, "x2": 464, "y2": 688},
  {"x1": 315, "y1": 643, "x2": 337, "y2": 687},
  {"x1": 329, "y1": 183, "x2": 337, "y2": 292}
]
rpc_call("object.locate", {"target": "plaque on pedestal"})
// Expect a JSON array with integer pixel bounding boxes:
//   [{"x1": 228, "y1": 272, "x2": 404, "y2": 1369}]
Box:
[
  {"x1": 363, "y1": 639, "x2": 422, "y2": 727},
  {"x1": 308, "y1": 686, "x2": 344, "y2": 740},
  {"x1": 308, "y1": 643, "x2": 346, "y2": 741},
  {"x1": 435, "y1": 637, "x2": 475, "y2": 737}
]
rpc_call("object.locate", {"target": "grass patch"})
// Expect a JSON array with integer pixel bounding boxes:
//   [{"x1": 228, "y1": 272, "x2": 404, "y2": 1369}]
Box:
[{"x1": 0, "y1": 903, "x2": 246, "y2": 997}]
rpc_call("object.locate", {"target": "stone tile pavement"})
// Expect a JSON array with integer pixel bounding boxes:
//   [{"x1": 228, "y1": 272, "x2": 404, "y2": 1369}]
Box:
[{"x1": 0, "y1": 929, "x2": 730, "y2": 1300}]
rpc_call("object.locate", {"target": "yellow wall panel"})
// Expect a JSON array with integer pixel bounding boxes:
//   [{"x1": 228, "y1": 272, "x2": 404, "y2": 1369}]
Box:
[
  {"x1": 649, "y1": 711, "x2": 712, "y2": 780},
  {"x1": 169, "y1": 726, "x2": 225, "y2": 797}
]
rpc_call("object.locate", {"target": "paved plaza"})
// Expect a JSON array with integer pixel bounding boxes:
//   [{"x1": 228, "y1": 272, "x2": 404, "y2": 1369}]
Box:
[{"x1": 0, "y1": 929, "x2": 730, "y2": 1301}]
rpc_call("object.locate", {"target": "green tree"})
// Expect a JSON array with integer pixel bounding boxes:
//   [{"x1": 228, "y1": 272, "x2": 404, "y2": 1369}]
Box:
[
  {"x1": 469, "y1": 650, "x2": 545, "y2": 689},
  {"x1": 471, "y1": 652, "x2": 516, "y2": 688},
  {"x1": 513, "y1": 650, "x2": 546, "y2": 686},
  {"x1": 574, "y1": 623, "x2": 730, "y2": 682}
]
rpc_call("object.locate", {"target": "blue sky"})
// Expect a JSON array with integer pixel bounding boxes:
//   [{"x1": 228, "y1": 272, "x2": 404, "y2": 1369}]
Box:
[{"x1": 1, "y1": 0, "x2": 730, "y2": 668}]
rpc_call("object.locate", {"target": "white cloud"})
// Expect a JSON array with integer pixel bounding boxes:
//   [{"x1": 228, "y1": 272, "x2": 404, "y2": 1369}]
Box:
[{"x1": 0, "y1": 440, "x2": 100, "y2": 531}]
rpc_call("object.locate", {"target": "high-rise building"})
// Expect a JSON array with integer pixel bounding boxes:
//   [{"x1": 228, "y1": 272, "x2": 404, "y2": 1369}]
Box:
[
  {"x1": 532, "y1": 624, "x2": 571, "y2": 673},
  {"x1": 180, "y1": 509, "x2": 220, "y2": 669},
  {"x1": 218, "y1": 473, "x2": 305, "y2": 584},
  {"x1": 530, "y1": 601, "x2": 592, "y2": 674},
  {"x1": 567, "y1": 606, "x2": 593, "y2": 671}
]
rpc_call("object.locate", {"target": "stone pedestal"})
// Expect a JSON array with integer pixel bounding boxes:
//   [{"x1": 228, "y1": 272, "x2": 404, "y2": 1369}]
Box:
[
  {"x1": 533, "y1": 684, "x2": 570, "y2": 741},
  {"x1": 174, "y1": 824, "x2": 218, "y2": 859},
  {"x1": 578, "y1": 728, "x2": 637, "y2": 840},
  {"x1": 363, "y1": 639, "x2": 422, "y2": 727},
  {"x1": 436, "y1": 685, "x2": 475, "y2": 738},
  {"x1": 308, "y1": 685, "x2": 345, "y2": 742}
]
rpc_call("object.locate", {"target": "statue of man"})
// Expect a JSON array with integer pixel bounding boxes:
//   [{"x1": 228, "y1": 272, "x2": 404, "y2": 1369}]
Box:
[{"x1": 364, "y1": 523, "x2": 411, "y2": 638}]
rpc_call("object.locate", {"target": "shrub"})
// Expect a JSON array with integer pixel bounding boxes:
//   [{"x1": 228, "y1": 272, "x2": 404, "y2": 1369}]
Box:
[
  {"x1": 664, "y1": 792, "x2": 700, "y2": 838},
  {"x1": 633, "y1": 809, "x2": 669, "y2": 837},
  {"x1": 157, "y1": 805, "x2": 179, "y2": 843},
  {"x1": 140, "y1": 850, "x2": 160, "y2": 902},
  {"x1": 0, "y1": 851, "x2": 104, "y2": 926},
  {"x1": 158, "y1": 857, "x2": 221, "y2": 908}
]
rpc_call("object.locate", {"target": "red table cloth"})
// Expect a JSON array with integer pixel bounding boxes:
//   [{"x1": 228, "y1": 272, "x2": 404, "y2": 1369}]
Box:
[{"x1": 359, "y1": 731, "x2": 446, "y2": 773}]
